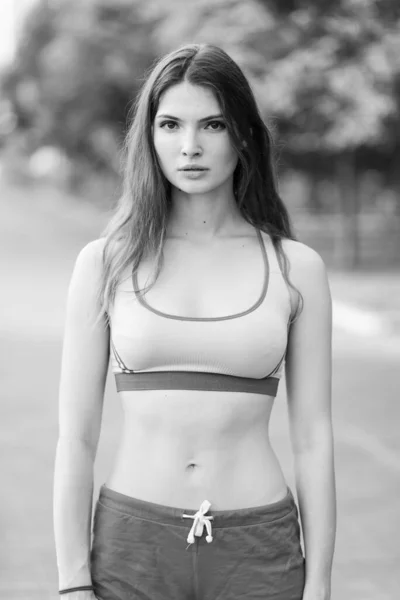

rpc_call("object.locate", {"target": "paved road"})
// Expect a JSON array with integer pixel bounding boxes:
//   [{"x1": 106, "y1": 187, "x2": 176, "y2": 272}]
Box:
[{"x1": 1, "y1": 183, "x2": 399, "y2": 599}]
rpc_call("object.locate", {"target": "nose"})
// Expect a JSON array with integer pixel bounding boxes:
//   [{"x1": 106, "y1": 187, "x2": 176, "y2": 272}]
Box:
[{"x1": 181, "y1": 130, "x2": 202, "y2": 158}]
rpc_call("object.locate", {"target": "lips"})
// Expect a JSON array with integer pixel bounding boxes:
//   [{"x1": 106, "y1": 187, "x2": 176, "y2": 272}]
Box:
[{"x1": 178, "y1": 166, "x2": 208, "y2": 171}]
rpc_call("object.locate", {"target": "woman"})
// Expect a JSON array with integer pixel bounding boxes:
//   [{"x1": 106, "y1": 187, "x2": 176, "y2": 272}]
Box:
[{"x1": 54, "y1": 44, "x2": 336, "y2": 600}]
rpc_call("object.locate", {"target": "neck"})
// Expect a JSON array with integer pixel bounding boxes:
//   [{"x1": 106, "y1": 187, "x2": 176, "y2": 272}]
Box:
[{"x1": 167, "y1": 187, "x2": 243, "y2": 240}]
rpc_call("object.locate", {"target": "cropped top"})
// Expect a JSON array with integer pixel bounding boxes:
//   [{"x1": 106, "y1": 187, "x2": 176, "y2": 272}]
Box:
[{"x1": 109, "y1": 228, "x2": 293, "y2": 396}]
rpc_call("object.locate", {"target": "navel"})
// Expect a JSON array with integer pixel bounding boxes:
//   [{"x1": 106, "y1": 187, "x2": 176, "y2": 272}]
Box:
[{"x1": 186, "y1": 462, "x2": 198, "y2": 471}]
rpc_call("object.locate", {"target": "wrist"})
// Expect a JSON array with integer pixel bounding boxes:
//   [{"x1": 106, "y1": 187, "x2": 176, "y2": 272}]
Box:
[
  {"x1": 303, "y1": 580, "x2": 331, "y2": 600},
  {"x1": 57, "y1": 561, "x2": 92, "y2": 591},
  {"x1": 59, "y1": 585, "x2": 94, "y2": 595}
]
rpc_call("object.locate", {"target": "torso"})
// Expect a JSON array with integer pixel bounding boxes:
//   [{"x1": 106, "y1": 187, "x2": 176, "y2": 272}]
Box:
[{"x1": 106, "y1": 224, "x2": 296, "y2": 510}]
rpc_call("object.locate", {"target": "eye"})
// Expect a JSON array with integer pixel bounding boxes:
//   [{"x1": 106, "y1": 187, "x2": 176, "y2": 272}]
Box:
[
  {"x1": 205, "y1": 121, "x2": 226, "y2": 131},
  {"x1": 160, "y1": 120, "x2": 178, "y2": 130}
]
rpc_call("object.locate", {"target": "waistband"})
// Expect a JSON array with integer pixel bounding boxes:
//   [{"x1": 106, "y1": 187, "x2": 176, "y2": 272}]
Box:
[{"x1": 97, "y1": 484, "x2": 296, "y2": 528}]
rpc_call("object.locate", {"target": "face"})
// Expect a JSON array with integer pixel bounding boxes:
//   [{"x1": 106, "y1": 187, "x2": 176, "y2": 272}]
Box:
[{"x1": 153, "y1": 81, "x2": 238, "y2": 196}]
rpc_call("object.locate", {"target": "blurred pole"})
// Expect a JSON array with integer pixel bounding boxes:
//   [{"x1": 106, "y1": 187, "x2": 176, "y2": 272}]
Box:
[{"x1": 337, "y1": 152, "x2": 360, "y2": 270}]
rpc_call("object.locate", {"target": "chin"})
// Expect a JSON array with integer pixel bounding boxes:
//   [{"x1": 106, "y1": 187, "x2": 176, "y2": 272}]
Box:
[
  {"x1": 173, "y1": 179, "x2": 226, "y2": 196},
  {"x1": 173, "y1": 183, "x2": 213, "y2": 195}
]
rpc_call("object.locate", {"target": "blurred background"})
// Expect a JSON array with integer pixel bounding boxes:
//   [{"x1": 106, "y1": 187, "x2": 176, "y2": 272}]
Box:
[{"x1": 0, "y1": 0, "x2": 399, "y2": 598}]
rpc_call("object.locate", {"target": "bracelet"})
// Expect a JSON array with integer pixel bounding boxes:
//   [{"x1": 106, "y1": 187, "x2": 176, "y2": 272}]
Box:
[{"x1": 59, "y1": 586, "x2": 94, "y2": 595}]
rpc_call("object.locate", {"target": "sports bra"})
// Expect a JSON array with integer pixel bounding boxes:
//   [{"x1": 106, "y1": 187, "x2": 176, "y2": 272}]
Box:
[{"x1": 109, "y1": 228, "x2": 293, "y2": 396}]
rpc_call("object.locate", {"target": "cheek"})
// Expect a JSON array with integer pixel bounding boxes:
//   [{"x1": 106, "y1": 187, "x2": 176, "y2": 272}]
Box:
[
  {"x1": 217, "y1": 139, "x2": 238, "y2": 170},
  {"x1": 153, "y1": 133, "x2": 176, "y2": 165}
]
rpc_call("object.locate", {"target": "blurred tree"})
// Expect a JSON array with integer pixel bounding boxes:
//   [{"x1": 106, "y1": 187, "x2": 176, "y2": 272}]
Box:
[
  {"x1": 252, "y1": 0, "x2": 400, "y2": 267},
  {"x1": 142, "y1": 0, "x2": 399, "y2": 155},
  {"x1": 146, "y1": 0, "x2": 400, "y2": 267},
  {"x1": 3, "y1": 0, "x2": 400, "y2": 267},
  {"x1": 2, "y1": 0, "x2": 159, "y2": 180}
]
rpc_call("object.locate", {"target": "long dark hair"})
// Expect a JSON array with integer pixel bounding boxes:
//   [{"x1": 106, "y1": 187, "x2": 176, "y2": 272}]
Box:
[{"x1": 99, "y1": 43, "x2": 303, "y2": 322}]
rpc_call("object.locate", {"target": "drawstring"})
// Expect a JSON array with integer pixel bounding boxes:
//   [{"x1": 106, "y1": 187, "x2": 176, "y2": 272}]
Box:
[{"x1": 182, "y1": 500, "x2": 214, "y2": 548}]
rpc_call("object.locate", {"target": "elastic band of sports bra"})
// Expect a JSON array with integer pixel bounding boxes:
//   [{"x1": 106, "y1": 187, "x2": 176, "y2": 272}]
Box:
[{"x1": 114, "y1": 371, "x2": 279, "y2": 396}]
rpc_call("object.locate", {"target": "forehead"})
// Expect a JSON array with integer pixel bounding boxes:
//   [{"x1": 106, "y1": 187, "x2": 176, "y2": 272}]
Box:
[{"x1": 156, "y1": 81, "x2": 221, "y2": 118}]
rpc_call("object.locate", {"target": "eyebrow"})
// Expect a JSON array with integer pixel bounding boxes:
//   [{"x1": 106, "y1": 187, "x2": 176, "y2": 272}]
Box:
[{"x1": 155, "y1": 113, "x2": 224, "y2": 123}]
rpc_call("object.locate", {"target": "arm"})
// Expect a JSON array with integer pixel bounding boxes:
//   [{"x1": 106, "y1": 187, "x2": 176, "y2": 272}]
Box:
[
  {"x1": 53, "y1": 239, "x2": 109, "y2": 593},
  {"x1": 284, "y1": 242, "x2": 336, "y2": 600}
]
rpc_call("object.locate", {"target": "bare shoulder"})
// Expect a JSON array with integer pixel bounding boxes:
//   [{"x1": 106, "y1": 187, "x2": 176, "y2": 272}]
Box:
[
  {"x1": 72, "y1": 238, "x2": 106, "y2": 281},
  {"x1": 68, "y1": 238, "x2": 107, "y2": 306},
  {"x1": 280, "y1": 238, "x2": 329, "y2": 292},
  {"x1": 76, "y1": 238, "x2": 106, "y2": 267}
]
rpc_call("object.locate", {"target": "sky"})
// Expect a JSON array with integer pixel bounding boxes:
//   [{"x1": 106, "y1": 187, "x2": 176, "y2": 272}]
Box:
[{"x1": 0, "y1": 0, "x2": 37, "y2": 67}]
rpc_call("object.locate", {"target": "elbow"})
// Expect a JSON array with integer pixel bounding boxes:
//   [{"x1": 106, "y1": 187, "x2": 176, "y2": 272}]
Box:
[
  {"x1": 56, "y1": 434, "x2": 98, "y2": 463},
  {"x1": 291, "y1": 420, "x2": 335, "y2": 456}
]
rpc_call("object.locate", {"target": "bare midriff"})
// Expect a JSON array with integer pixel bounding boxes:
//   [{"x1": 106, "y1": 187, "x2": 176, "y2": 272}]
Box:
[{"x1": 106, "y1": 389, "x2": 288, "y2": 510}]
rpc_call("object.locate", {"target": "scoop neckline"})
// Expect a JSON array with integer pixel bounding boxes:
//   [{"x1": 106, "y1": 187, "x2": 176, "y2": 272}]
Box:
[{"x1": 132, "y1": 227, "x2": 270, "y2": 322}]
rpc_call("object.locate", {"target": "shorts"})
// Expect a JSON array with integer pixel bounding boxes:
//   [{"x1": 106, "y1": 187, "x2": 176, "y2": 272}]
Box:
[{"x1": 90, "y1": 484, "x2": 305, "y2": 600}]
